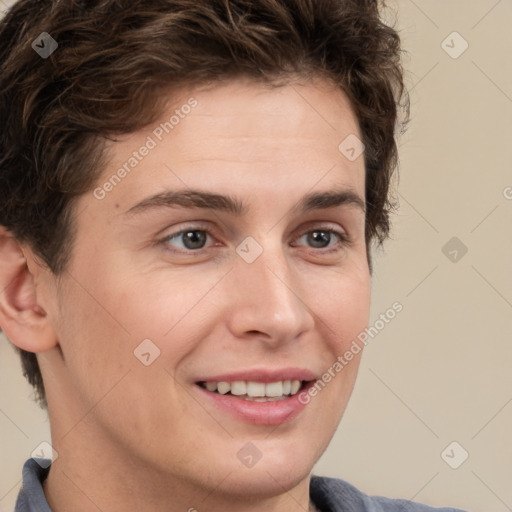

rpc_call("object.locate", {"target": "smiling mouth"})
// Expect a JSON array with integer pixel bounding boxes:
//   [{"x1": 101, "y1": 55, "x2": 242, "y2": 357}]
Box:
[{"x1": 197, "y1": 380, "x2": 312, "y2": 401}]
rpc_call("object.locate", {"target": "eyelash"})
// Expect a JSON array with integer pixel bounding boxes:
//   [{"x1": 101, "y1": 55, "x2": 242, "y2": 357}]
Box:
[{"x1": 159, "y1": 225, "x2": 351, "y2": 255}]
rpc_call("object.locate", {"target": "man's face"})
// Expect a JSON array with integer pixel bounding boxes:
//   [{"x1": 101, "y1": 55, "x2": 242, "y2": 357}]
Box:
[{"x1": 40, "y1": 77, "x2": 370, "y2": 497}]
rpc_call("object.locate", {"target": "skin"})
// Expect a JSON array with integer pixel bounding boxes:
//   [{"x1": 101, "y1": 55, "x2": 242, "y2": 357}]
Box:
[{"x1": 0, "y1": 76, "x2": 370, "y2": 512}]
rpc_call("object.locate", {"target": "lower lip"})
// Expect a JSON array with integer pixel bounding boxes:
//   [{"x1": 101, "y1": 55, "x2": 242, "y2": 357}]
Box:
[{"x1": 195, "y1": 382, "x2": 314, "y2": 426}]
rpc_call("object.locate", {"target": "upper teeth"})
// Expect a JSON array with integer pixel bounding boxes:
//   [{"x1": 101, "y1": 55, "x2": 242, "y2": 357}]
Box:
[{"x1": 203, "y1": 380, "x2": 302, "y2": 397}]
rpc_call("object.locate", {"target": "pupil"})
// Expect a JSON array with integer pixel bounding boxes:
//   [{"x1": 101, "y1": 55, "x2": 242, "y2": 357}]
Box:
[
  {"x1": 309, "y1": 231, "x2": 330, "y2": 248},
  {"x1": 183, "y1": 231, "x2": 206, "y2": 249}
]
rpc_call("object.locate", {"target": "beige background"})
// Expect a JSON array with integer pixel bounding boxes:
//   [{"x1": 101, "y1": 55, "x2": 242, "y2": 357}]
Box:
[{"x1": 1, "y1": 1, "x2": 511, "y2": 511}]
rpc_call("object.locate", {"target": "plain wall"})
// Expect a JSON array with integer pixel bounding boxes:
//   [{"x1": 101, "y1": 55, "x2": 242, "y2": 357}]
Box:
[{"x1": 1, "y1": 1, "x2": 511, "y2": 511}]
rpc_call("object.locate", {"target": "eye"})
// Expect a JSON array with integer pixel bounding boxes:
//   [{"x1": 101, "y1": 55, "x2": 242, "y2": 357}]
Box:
[
  {"x1": 294, "y1": 228, "x2": 349, "y2": 250},
  {"x1": 164, "y1": 229, "x2": 212, "y2": 251}
]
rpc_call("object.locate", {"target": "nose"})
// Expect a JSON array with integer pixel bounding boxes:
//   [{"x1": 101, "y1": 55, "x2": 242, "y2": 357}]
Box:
[{"x1": 225, "y1": 243, "x2": 315, "y2": 346}]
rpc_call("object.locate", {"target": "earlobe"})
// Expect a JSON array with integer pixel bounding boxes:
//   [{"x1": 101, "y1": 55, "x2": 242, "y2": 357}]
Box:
[{"x1": 0, "y1": 226, "x2": 58, "y2": 353}]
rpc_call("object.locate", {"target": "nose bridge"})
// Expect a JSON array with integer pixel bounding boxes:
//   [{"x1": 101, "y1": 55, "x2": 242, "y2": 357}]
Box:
[{"x1": 227, "y1": 239, "x2": 314, "y2": 341}]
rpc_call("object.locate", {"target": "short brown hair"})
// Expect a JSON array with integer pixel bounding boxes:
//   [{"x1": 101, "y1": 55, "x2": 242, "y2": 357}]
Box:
[{"x1": 0, "y1": 0, "x2": 408, "y2": 407}]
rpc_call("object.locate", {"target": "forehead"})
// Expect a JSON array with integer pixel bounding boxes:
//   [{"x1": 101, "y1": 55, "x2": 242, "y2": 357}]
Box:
[
  {"x1": 93, "y1": 76, "x2": 364, "y2": 211},
  {"x1": 180, "y1": 75, "x2": 355, "y2": 126},
  {"x1": 164, "y1": 76, "x2": 359, "y2": 151}
]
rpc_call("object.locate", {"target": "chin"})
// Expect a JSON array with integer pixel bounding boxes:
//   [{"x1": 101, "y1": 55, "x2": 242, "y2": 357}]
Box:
[
  {"x1": 225, "y1": 437, "x2": 317, "y2": 495},
  {"x1": 219, "y1": 459, "x2": 313, "y2": 499}
]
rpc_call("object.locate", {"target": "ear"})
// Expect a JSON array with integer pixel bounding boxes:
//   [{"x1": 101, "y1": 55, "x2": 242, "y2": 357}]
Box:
[{"x1": 0, "y1": 226, "x2": 58, "y2": 352}]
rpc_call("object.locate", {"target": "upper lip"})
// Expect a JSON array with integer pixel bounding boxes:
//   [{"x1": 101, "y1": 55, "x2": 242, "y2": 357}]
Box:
[{"x1": 195, "y1": 368, "x2": 317, "y2": 384}]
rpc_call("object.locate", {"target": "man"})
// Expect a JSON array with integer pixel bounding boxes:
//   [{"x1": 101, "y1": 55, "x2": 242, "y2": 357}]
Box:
[{"x1": 0, "y1": 0, "x2": 465, "y2": 511}]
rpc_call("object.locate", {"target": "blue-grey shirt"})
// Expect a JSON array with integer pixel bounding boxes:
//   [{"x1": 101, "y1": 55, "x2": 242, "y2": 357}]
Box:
[{"x1": 15, "y1": 458, "x2": 467, "y2": 512}]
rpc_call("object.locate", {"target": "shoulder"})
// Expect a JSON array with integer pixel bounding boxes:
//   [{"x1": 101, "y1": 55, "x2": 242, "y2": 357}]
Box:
[
  {"x1": 310, "y1": 475, "x2": 467, "y2": 512},
  {"x1": 15, "y1": 458, "x2": 52, "y2": 512}
]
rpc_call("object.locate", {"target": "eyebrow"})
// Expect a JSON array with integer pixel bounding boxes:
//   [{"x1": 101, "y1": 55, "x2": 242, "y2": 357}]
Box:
[
  {"x1": 125, "y1": 190, "x2": 246, "y2": 216},
  {"x1": 125, "y1": 188, "x2": 365, "y2": 216},
  {"x1": 297, "y1": 189, "x2": 365, "y2": 214}
]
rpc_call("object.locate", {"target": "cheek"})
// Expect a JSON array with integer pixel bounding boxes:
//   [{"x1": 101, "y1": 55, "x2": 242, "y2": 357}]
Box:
[
  {"x1": 85, "y1": 267, "x2": 229, "y2": 383},
  {"x1": 296, "y1": 271, "x2": 370, "y2": 461},
  {"x1": 114, "y1": 269, "x2": 225, "y2": 337},
  {"x1": 320, "y1": 270, "x2": 371, "y2": 349},
  {"x1": 56, "y1": 279, "x2": 132, "y2": 368}
]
